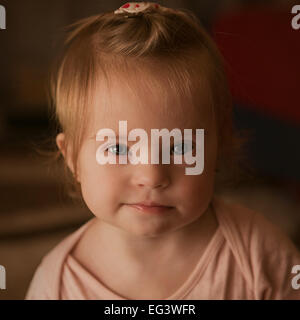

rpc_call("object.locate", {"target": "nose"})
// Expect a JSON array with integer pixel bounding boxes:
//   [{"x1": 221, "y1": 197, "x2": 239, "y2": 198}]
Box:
[{"x1": 130, "y1": 164, "x2": 170, "y2": 190}]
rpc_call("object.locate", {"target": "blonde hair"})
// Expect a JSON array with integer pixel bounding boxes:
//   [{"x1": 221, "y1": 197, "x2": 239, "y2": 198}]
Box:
[{"x1": 45, "y1": 5, "x2": 253, "y2": 203}]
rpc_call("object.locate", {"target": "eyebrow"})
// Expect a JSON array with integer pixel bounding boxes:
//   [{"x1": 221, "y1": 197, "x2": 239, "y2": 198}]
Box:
[
  {"x1": 93, "y1": 128, "x2": 206, "y2": 140},
  {"x1": 95, "y1": 134, "x2": 128, "y2": 139},
  {"x1": 94, "y1": 134, "x2": 202, "y2": 143}
]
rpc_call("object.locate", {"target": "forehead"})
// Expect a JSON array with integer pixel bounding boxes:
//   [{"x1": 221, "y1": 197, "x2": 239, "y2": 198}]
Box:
[{"x1": 87, "y1": 67, "x2": 213, "y2": 135}]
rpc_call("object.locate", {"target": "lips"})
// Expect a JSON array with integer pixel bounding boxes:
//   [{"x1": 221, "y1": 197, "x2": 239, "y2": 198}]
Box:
[
  {"x1": 134, "y1": 201, "x2": 170, "y2": 207},
  {"x1": 126, "y1": 201, "x2": 173, "y2": 214}
]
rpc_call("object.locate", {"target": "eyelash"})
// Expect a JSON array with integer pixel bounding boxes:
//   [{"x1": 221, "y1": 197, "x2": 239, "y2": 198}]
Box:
[{"x1": 105, "y1": 142, "x2": 195, "y2": 156}]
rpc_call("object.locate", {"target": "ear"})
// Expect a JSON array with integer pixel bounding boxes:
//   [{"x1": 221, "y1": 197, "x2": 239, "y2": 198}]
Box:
[{"x1": 56, "y1": 133, "x2": 80, "y2": 182}]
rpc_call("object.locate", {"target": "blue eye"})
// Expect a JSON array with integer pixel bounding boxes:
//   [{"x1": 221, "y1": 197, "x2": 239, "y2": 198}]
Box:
[
  {"x1": 171, "y1": 141, "x2": 193, "y2": 155},
  {"x1": 107, "y1": 144, "x2": 128, "y2": 155}
]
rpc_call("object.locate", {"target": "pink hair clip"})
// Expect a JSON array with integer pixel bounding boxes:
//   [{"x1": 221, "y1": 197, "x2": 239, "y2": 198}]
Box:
[{"x1": 114, "y1": 2, "x2": 160, "y2": 16}]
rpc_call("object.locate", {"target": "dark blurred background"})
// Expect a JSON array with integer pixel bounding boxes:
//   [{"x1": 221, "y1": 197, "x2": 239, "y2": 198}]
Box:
[{"x1": 0, "y1": 0, "x2": 300, "y2": 299}]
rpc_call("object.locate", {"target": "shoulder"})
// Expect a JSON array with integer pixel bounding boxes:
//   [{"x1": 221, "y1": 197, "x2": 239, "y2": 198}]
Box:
[
  {"x1": 213, "y1": 195, "x2": 299, "y2": 257},
  {"x1": 212, "y1": 195, "x2": 266, "y2": 250},
  {"x1": 25, "y1": 219, "x2": 95, "y2": 300},
  {"x1": 213, "y1": 195, "x2": 300, "y2": 299}
]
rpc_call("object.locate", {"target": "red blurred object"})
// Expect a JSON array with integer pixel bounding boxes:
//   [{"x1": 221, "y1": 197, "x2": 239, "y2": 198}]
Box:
[{"x1": 212, "y1": 7, "x2": 300, "y2": 124}]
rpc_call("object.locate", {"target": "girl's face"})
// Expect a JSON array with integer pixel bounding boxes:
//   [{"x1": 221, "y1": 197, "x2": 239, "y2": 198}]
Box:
[{"x1": 68, "y1": 74, "x2": 218, "y2": 238}]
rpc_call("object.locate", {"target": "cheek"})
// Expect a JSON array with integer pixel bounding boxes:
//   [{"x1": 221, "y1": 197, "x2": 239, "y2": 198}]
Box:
[
  {"x1": 205, "y1": 134, "x2": 218, "y2": 169},
  {"x1": 79, "y1": 158, "x2": 126, "y2": 208},
  {"x1": 77, "y1": 151, "x2": 115, "y2": 206},
  {"x1": 177, "y1": 173, "x2": 215, "y2": 198},
  {"x1": 172, "y1": 156, "x2": 216, "y2": 210},
  {"x1": 177, "y1": 176, "x2": 215, "y2": 220}
]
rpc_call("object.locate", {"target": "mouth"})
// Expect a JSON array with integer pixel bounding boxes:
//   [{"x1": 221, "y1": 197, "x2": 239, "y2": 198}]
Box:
[{"x1": 125, "y1": 202, "x2": 174, "y2": 214}]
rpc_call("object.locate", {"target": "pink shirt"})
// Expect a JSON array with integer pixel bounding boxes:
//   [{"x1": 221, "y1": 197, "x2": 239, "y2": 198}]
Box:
[{"x1": 25, "y1": 196, "x2": 300, "y2": 300}]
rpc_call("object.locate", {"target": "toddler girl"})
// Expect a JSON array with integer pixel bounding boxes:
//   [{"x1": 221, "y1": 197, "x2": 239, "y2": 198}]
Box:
[{"x1": 26, "y1": 2, "x2": 300, "y2": 300}]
